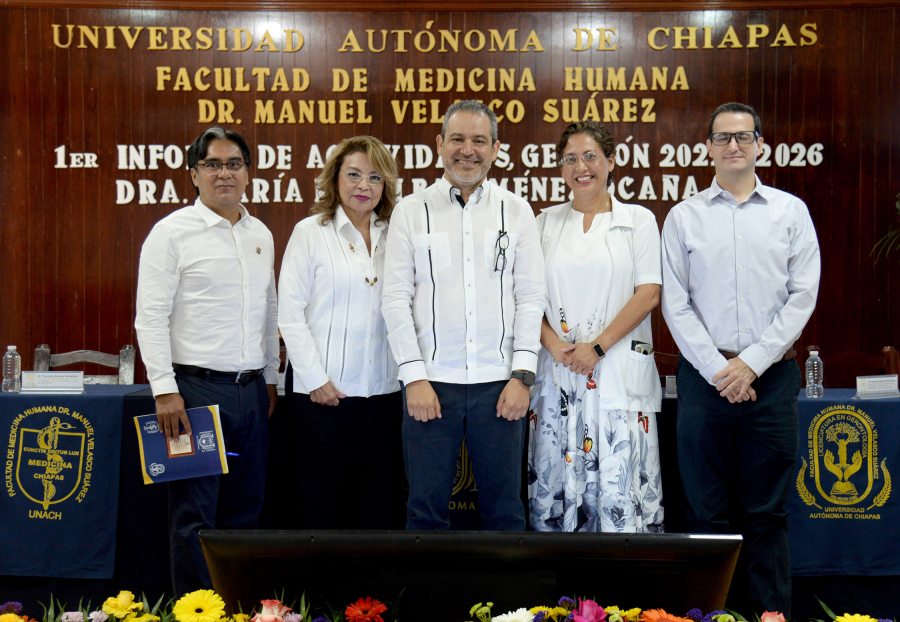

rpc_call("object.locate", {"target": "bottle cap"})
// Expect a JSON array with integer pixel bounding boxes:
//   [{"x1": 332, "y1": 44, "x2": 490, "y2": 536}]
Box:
[
  {"x1": 7, "y1": 345, "x2": 15, "y2": 351},
  {"x1": 809, "y1": 350, "x2": 819, "y2": 355}
]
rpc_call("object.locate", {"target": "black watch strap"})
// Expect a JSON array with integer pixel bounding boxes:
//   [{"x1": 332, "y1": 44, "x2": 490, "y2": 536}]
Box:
[{"x1": 511, "y1": 369, "x2": 535, "y2": 387}]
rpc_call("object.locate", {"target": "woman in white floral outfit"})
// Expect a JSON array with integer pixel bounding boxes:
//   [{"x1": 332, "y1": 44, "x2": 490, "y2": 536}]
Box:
[{"x1": 528, "y1": 121, "x2": 664, "y2": 532}]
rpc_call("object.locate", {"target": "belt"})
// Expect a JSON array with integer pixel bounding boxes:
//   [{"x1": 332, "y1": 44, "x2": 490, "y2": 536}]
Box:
[
  {"x1": 718, "y1": 349, "x2": 797, "y2": 362},
  {"x1": 173, "y1": 363, "x2": 264, "y2": 385}
]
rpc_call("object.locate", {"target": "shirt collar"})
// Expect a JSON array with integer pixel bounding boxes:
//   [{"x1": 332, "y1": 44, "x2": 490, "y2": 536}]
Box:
[
  {"x1": 439, "y1": 176, "x2": 487, "y2": 207},
  {"x1": 334, "y1": 204, "x2": 382, "y2": 238},
  {"x1": 709, "y1": 175, "x2": 770, "y2": 206},
  {"x1": 193, "y1": 199, "x2": 249, "y2": 227},
  {"x1": 541, "y1": 195, "x2": 634, "y2": 229}
]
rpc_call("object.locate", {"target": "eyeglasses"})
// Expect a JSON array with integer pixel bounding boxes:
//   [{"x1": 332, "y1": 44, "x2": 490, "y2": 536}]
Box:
[
  {"x1": 197, "y1": 159, "x2": 248, "y2": 173},
  {"x1": 342, "y1": 170, "x2": 385, "y2": 186},
  {"x1": 708, "y1": 131, "x2": 759, "y2": 146},
  {"x1": 494, "y1": 230, "x2": 509, "y2": 273},
  {"x1": 559, "y1": 151, "x2": 602, "y2": 166}
]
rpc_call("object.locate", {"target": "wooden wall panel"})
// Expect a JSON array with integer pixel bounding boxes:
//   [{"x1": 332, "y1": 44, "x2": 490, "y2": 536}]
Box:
[{"x1": 0, "y1": 4, "x2": 897, "y2": 380}]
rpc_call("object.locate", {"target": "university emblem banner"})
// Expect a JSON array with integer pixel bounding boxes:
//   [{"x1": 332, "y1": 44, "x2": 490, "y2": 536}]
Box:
[
  {"x1": 788, "y1": 390, "x2": 899, "y2": 575},
  {"x1": 0, "y1": 387, "x2": 131, "y2": 578}
]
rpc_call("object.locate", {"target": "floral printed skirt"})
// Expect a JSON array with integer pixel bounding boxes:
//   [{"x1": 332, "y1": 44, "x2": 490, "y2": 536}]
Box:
[{"x1": 527, "y1": 365, "x2": 664, "y2": 533}]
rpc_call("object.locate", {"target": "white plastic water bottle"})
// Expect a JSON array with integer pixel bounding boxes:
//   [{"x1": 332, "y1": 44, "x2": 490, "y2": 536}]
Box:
[
  {"x1": 2, "y1": 345, "x2": 22, "y2": 393},
  {"x1": 805, "y1": 349, "x2": 824, "y2": 398}
]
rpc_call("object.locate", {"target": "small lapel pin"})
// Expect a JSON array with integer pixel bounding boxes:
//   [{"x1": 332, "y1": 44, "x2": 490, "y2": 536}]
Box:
[{"x1": 256, "y1": 247, "x2": 261, "y2": 254}]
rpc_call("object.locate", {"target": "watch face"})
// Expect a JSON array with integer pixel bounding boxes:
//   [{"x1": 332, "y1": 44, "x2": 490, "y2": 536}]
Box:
[{"x1": 513, "y1": 370, "x2": 535, "y2": 387}]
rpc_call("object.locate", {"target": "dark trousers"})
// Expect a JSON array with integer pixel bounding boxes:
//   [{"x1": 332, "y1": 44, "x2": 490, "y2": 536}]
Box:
[
  {"x1": 402, "y1": 380, "x2": 526, "y2": 530},
  {"x1": 676, "y1": 356, "x2": 800, "y2": 616},
  {"x1": 168, "y1": 372, "x2": 269, "y2": 596},
  {"x1": 288, "y1": 390, "x2": 405, "y2": 529}
]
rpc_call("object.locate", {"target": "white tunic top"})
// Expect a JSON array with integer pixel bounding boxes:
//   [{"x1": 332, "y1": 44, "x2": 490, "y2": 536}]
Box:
[
  {"x1": 537, "y1": 197, "x2": 662, "y2": 411},
  {"x1": 278, "y1": 205, "x2": 399, "y2": 397}
]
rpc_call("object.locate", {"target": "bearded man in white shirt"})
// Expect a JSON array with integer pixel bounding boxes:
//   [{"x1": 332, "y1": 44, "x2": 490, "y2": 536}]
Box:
[
  {"x1": 661, "y1": 102, "x2": 820, "y2": 616},
  {"x1": 382, "y1": 100, "x2": 545, "y2": 530},
  {"x1": 135, "y1": 127, "x2": 279, "y2": 595}
]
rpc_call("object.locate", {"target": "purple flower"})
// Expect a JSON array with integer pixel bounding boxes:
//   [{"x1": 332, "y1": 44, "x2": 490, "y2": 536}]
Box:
[
  {"x1": 0, "y1": 602, "x2": 24, "y2": 615},
  {"x1": 685, "y1": 609, "x2": 703, "y2": 622},
  {"x1": 311, "y1": 617, "x2": 331, "y2": 622},
  {"x1": 701, "y1": 611, "x2": 728, "y2": 622},
  {"x1": 558, "y1": 596, "x2": 576, "y2": 610},
  {"x1": 283, "y1": 614, "x2": 301, "y2": 622},
  {"x1": 532, "y1": 613, "x2": 546, "y2": 622},
  {"x1": 61, "y1": 613, "x2": 85, "y2": 622}
]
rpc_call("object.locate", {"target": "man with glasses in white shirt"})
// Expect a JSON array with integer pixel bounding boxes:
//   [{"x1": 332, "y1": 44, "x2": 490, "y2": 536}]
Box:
[
  {"x1": 661, "y1": 102, "x2": 820, "y2": 616},
  {"x1": 382, "y1": 100, "x2": 545, "y2": 530},
  {"x1": 135, "y1": 127, "x2": 279, "y2": 594}
]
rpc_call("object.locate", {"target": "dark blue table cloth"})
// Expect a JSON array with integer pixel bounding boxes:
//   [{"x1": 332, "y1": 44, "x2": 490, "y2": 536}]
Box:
[
  {"x1": 0, "y1": 385, "x2": 149, "y2": 578},
  {"x1": 788, "y1": 388, "x2": 900, "y2": 575}
]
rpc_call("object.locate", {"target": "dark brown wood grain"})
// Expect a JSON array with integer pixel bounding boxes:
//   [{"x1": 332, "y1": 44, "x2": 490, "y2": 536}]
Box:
[{"x1": 1, "y1": 4, "x2": 897, "y2": 382}]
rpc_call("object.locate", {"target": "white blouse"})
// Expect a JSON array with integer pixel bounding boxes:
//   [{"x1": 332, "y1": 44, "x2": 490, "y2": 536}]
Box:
[{"x1": 278, "y1": 205, "x2": 399, "y2": 397}]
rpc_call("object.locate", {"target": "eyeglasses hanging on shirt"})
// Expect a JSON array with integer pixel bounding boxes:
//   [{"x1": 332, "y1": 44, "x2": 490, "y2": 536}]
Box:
[{"x1": 494, "y1": 230, "x2": 509, "y2": 273}]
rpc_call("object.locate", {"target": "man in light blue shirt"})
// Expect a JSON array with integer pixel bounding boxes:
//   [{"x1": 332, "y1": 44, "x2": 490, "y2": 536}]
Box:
[{"x1": 661, "y1": 102, "x2": 820, "y2": 616}]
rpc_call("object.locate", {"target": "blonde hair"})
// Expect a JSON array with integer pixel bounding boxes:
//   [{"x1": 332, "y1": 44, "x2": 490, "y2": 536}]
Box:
[{"x1": 311, "y1": 136, "x2": 398, "y2": 224}]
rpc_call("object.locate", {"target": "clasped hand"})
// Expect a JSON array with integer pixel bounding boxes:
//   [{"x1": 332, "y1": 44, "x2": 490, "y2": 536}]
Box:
[
  {"x1": 711, "y1": 357, "x2": 758, "y2": 403},
  {"x1": 551, "y1": 340, "x2": 599, "y2": 377}
]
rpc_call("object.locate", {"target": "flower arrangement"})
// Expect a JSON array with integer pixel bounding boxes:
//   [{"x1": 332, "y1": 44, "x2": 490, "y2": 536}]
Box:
[
  {"x1": 1, "y1": 591, "x2": 896, "y2": 622},
  {"x1": 465, "y1": 596, "x2": 897, "y2": 622},
  {"x1": 0, "y1": 593, "x2": 392, "y2": 622}
]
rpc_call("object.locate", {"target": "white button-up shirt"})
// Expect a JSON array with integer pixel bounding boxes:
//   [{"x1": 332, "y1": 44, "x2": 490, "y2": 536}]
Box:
[
  {"x1": 382, "y1": 177, "x2": 545, "y2": 385},
  {"x1": 278, "y1": 206, "x2": 399, "y2": 397},
  {"x1": 135, "y1": 200, "x2": 280, "y2": 397},
  {"x1": 661, "y1": 176, "x2": 821, "y2": 384}
]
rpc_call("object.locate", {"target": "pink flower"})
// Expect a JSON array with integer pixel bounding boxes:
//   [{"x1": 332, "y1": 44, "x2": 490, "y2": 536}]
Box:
[
  {"x1": 573, "y1": 599, "x2": 606, "y2": 622},
  {"x1": 761, "y1": 613, "x2": 786, "y2": 622},
  {"x1": 252, "y1": 600, "x2": 293, "y2": 622}
]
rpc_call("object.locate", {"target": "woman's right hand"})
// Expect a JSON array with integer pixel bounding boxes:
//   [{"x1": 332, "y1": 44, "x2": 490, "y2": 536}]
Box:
[
  {"x1": 309, "y1": 381, "x2": 346, "y2": 406},
  {"x1": 549, "y1": 339, "x2": 576, "y2": 365}
]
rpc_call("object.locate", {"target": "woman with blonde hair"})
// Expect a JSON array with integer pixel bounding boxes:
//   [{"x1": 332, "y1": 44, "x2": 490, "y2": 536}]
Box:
[{"x1": 279, "y1": 135, "x2": 404, "y2": 528}]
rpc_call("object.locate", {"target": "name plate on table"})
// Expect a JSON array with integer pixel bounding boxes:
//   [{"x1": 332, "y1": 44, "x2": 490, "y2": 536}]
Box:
[
  {"x1": 20, "y1": 371, "x2": 85, "y2": 393},
  {"x1": 855, "y1": 374, "x2": 900, "y2": 399}
]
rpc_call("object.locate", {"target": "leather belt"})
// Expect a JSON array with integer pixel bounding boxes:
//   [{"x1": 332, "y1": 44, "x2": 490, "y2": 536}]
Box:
[
  {"x1": 718, "y1": 349, "x2": 797, "y2": 362},
  {"x1": 173, "y1": 363, "x2": 264, "y2": 385}
]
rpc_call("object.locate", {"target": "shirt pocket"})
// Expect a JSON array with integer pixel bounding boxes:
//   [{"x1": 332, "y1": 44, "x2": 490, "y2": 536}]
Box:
[
  {"x1": 414, "y1": 232, "x2": 451, "y2": 274},
  {"x1": 625, "y1": 349, "x2": 656, "y2": 399},
  {"x1": 483, "y1": 229, "x2": 519, "y2": 276}
]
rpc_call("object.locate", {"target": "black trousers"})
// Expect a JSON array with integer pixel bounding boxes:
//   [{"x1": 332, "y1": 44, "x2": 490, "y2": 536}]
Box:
[
  {"x1": 676, "y1": 356, "x2": 800, "y2": 616},
  {"x1": 168, "y1": 372, "x2": 269, "y2": 595},
  {"x1": 287, "y1": 390, "x2": 405, "y2": 529}
]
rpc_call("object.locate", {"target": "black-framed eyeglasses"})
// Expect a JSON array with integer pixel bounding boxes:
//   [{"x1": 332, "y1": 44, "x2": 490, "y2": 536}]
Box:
[
  {"x1": 559, "y1": 151, "x2": 601, "y2": 166},
  {"x1": 708, "y1": 131, "x2": 759, "y2": 146},
  {"x1": 342, "y1": 169, "x2": 385, "y2": 186},
  {"x1": 197, "y1": 159, "x2": 248, "y2": 173},
  {"x1": 494, "y1": 230, "x2": 509, "y2": 273}
]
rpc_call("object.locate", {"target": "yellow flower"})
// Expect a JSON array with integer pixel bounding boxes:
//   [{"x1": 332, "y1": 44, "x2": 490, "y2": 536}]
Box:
[
  {"x1": 126, "y1": 615, "x2": 160, "y2": 622},
  {"x1": 231, "y1": 615, "x2": 250, "y2": 622},
  {"x1": 172, "y1": 590, "x2": 226, "y2": 622},
  {"x1": 835, "y1": 615, "x2": 877, "y2": 622},
  {"x1": 103, "y1": 591, "x2": 144, "y2": 619},
  {"x1": 0, "y1": 614, "x2": 25, "y2": 622}
]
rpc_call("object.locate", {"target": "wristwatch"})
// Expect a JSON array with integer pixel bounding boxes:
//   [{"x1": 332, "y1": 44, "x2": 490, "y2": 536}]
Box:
[
  {"x1": 511, "y1": 369, "x2": 536, "y2": 387},
  {"x1": 592, "y1": 343, "x2": 606, "y2": 360}
]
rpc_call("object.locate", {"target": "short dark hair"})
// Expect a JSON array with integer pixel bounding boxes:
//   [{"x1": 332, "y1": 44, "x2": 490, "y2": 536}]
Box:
[
  {"x1": 187, "y1": 127, "x2": 252, "y2": 169},
  {"x1": 556, "y1": 121, "x2": 617, "y2": 187},
  {"x1": 707, "y1": 102, "x2": 762, "y2": 138},
  {"x1": 441, "y1": 100, "x2": 498, "y2": 142}
]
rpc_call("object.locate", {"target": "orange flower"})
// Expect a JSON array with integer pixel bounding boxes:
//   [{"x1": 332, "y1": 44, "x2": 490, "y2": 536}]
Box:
[
  {"x1": 639, "y1": 610, "x2": 693, "y2": 622},
  {"x1": 344, "y1": 597, "x2": 388, "y2": 622}
]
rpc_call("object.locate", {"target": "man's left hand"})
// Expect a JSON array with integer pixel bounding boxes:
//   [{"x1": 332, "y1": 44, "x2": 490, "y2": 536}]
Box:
[
  {"x1": 712, "y1": 358, "x2": 758, "y2": 403},
  {"x1": 496, "y1": 378, "x2": 531, "y2": 421},
  {"x1": 266, "y1": 384, "x2": 278, "y2": 418}
]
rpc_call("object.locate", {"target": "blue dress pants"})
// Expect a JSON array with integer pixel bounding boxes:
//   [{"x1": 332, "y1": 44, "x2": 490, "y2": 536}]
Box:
[
  {"x1": 676, "y1": 356, "x2": 800, "y2": 616},
  {"x1": 167, "y1": 372, "x2": 269, "y2": 595},
  {"x1": 402, "y1": 380, "x2": 526, "y2": 530}
]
